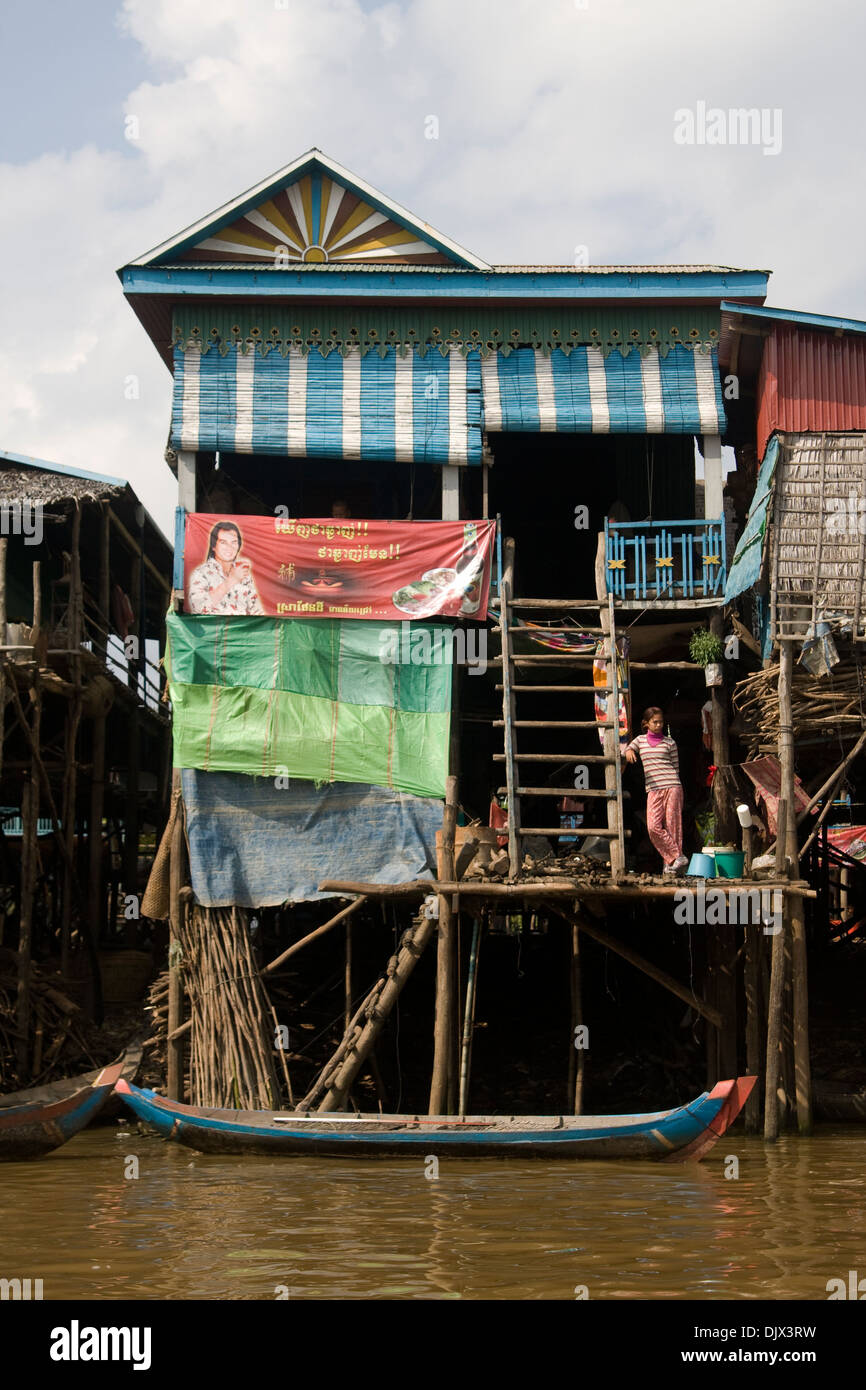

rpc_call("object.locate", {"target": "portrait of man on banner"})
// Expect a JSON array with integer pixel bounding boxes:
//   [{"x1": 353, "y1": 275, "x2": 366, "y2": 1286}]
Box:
[{"x1": 187, "y1": 520, "x2": 265, "y2": 615}]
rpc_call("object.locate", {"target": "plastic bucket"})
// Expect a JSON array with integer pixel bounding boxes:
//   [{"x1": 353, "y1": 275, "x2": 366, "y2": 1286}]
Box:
[
  {"x1": 715, "y1": 850, "x2": 746, "y2": 878},
  {"x1": 687, "y1": 852, "x2": 716, "y2": 878}
]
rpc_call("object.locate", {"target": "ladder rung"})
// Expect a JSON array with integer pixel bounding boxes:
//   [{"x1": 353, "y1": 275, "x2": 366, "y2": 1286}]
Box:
[
  {"x1": 515, "y1": 787, "x2": 615, "y2": 798},
  {"x1": 492, "y1": 754, "x2": 614, "y2": 763},
  {"x1": 521, "y1": 828, "x2": 631, "y2": 838},
  {"x1": 491, "y1": 655, "x2": 598, "y2": 665},
  {"x1": 494, "y1": 720, "x2": 614, "y2": 729},
  {"x1": 495, "y1": 684, "x2": 609, "y2": 693}
]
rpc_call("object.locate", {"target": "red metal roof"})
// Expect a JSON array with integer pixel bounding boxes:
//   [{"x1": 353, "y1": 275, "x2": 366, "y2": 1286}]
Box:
[{"x1": 757, "y1": 326, "x2": 866, "y2": 458}]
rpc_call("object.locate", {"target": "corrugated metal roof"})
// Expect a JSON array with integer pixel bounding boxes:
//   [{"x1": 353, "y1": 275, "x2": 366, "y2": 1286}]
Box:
[
  {"x1": 722, "y1": 301, "x2": 866, "y2": 335},
  {"x1": 756, "y1": 328, "x2": 866, "y2": 459}
]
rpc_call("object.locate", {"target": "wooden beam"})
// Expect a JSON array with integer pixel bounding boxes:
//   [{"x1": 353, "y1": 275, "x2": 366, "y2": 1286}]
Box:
[
  {"x1": 108, "y1": 507, "x2": 170, "y2": 595},
  {"x1": 263, "y1": 896, "x2": 368, "y2": 974},
  {"x1": 546, "y1": 901, "x2": 722, "y2": 1028},
  {"x1": 317, "y1": 877, "x2": 816, "y2": 901}
]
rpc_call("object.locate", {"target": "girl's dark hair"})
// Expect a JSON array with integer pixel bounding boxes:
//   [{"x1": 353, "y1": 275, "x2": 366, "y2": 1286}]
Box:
[
  {"x1": 206, "y1": 520, "x2": 243, "y2": 560},
  {"x1": 640, "y1": 706, "x2": 664, "y2": 730}
]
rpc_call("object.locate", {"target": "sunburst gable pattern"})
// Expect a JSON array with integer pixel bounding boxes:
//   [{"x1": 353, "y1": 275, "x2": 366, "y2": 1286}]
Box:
[{"x1": 179, "y1": 172, "x2": 451, "y2": 266}]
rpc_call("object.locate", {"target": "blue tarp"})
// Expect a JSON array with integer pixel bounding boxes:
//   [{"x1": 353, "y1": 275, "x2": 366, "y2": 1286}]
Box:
[
  {"x1": 182, "y1": 770, "x2": 441, "y2": 906},
  {"x1": 724, "y1": 436, "x2": 779, "y2": 603}
]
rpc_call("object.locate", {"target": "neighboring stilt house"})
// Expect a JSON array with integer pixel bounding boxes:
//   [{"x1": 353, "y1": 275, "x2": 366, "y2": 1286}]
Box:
[
  {"x1": 0, "y1": 449, "x2": 171, "y2": 1086},
  {"x1": 123, "y1": 150, "x2": 843, "y2": 1122}
]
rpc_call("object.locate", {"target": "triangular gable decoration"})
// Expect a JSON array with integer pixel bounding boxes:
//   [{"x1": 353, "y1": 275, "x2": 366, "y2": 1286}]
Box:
[
  {"x1": 138, "y1": 151, "x2": 489, "y2": 269},
  {"x1": 181, "y1": 170, "x2": 451, "y2": 266}
]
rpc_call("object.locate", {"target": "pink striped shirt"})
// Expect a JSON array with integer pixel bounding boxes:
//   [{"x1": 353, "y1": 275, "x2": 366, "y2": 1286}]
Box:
[{"x1": 625, "y1": 733, "x2": 681, "y2": 790}]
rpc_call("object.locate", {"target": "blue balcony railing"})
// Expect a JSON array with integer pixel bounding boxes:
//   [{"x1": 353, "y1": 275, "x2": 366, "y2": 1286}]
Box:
[{"x1": 604, "y1": 517, "x2": 727, "y2": 602}]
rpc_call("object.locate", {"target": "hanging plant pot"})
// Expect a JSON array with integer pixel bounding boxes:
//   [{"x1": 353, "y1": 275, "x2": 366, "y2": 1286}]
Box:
[{"x1": 704, "y1": 662, "x2": 724, "y2": 687}]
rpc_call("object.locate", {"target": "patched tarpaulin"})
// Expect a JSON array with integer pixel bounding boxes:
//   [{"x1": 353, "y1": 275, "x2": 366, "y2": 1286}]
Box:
[
  {"x1": 182, "y1": 771, "x2": 440, "y2": 905},
  {"x1": 167, "y1": 613, "x2": 452, "y2": 798}
]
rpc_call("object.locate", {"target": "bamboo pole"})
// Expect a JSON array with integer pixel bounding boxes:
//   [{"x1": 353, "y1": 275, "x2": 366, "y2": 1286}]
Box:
[
  {"x1": 596, "y1": 535, "x2": 623, "y2": 882},
  {"x1": 429, "y1": 776, "x2": 458, "y2": 1114},
  {"x1": 547, "y1": 901, "x2": 722, "y2": 1027},
  {"x1": 344, "y1": 917, "x2": 353, "y2": 1034},
  {"x1": 764, "y1": 913, "x2": 786, "y2": 1141},
  {"x1": 458, "y1": 916, "x2": 482, "y2": 1116}
]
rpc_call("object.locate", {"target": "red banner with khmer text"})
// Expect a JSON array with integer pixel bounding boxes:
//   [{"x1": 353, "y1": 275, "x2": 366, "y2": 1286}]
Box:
[{"x1": 183, "y1": 515, "x2": 495, "y2": 620}]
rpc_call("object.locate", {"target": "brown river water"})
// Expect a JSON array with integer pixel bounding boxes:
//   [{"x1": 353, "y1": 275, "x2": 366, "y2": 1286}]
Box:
[{"x1": 1, "y1": 1124, "x2": 864, "y2": 1300}]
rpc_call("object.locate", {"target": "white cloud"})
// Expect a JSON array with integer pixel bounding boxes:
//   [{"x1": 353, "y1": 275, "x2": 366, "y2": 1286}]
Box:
[{"x1": 1, "y1": 0, "x2": 865, "y2": 537}]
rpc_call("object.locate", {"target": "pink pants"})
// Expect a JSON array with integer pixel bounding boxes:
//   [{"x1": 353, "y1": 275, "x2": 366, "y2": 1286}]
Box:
[{"x1": 646, "y1": 786, "x2": 683, "y2": 865}]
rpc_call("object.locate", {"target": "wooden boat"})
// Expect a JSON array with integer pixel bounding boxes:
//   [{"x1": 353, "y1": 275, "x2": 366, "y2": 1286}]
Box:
[
  {"x1": 0, "y1": 1047, "x2": 140, "y2": 1160},
  {"x1": 115, "y1": 1075, "x2": 756, "y2": 1161}
]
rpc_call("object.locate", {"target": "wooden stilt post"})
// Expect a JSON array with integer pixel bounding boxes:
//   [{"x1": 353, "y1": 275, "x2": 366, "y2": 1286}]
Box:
[
  {"x1": 764, "y1": 897, "x2": 786, "y2": 1142},
  {"x1": 344, "y1": 916, "x2": 353, "y2": 1033},
  {"x1": 429, "y1": 775, "x2": 458, "y2": 1114},
  {"x1": 167, "y1": 784, "x2": 186, "y2": 1102},
  {"x1": 87, "y1": 505, "x2": 111, "y2": 998},
  {"x1": 61, "y1": 504, "x2": 83, "y2": 979},
  {"x1": 568, "y1": 918, "x2": 585, "y2": 1115},
  {"x1": 744, "y1": 923, "x2": 762, "y2": 1133},
  {"x1": 778, "y1": 639, "x2": 813, "y2": 1133},
  {"x1": 458, "y1": 915, "x2": 482, "y2": 1116},
  {"x1": 16, "y1": 774, "x2": 36, "y2": 1080}
]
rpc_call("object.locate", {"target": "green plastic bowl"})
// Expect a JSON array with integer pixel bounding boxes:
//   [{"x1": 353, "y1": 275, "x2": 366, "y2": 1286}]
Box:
[{"x1": 714, "y1": 850, "x2": 745, "y2": 878}]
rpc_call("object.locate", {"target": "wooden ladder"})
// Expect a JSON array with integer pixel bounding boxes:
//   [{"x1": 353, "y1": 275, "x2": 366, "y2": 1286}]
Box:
[{"x1": 492, "y1": 555, "x2": 626, "y2": 883}]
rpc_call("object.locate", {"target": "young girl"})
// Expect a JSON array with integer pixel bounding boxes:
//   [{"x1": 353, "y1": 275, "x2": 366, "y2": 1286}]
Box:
[{"x1": 624, "y1": 707, "x2": 688, "y2": 875}]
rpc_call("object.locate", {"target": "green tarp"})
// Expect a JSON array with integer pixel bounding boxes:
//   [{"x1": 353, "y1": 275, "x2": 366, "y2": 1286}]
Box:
[{"x1": 166, "y1": 614, "x2": 452, "y2": 798}]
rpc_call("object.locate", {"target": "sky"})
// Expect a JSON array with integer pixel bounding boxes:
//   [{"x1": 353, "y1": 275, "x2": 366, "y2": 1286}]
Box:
[{"x1": 1, "y1": 0, "x2": 864, "y2": 538}]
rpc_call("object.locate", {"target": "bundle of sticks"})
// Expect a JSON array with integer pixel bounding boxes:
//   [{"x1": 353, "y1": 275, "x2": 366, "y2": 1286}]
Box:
[
  {"x1": 177, "y1": 905, "x2": 286, "y2": 1109},
  {"x1": 733, "y1": 654, "x2": 866, "y2": 756}
]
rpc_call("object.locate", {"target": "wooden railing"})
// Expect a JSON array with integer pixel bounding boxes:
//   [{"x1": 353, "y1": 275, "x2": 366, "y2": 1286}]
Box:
[{"x1": 604, "y1": 517, "x2": 726, "y2": 603}]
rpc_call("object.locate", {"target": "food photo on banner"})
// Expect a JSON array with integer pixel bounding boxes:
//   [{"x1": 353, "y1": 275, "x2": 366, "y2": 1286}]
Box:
[{"x1": 183, "y1": 514, "x2": 496, "y2": 620}]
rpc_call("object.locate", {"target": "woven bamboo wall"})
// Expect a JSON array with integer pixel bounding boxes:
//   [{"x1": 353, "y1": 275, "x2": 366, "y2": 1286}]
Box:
[{"x1": 771, "y1": 432, "x2": 866, "y2": 640}]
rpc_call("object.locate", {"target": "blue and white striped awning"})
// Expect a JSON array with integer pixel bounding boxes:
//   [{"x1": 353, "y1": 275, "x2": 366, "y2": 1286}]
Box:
[
  {"x1": 171, "y1": 343, "x2": 482, "y2": 464},
  {"x1": 481, "y1": 344, "x2": 725, "y2": 434}
]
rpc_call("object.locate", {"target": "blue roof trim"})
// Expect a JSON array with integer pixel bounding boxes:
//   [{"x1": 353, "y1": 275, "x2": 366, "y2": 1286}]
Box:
[
  {"x1": 123, "y1": 267, "x2": 770, "y2": 302},
  {"x1": 722, "y1": 301, "x2": 866, "y2": 336},
  {"x1": 0, "y1": 448, "x2": 128, "y2": 490}
]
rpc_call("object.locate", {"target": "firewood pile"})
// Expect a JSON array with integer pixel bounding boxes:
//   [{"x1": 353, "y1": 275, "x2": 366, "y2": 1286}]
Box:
[
  {"x1": 732, "y1": 654, "x2": 866, "y2": 756},
  {"x1": 0, "y1": 947, "x2": 103, "y2": 1091}
]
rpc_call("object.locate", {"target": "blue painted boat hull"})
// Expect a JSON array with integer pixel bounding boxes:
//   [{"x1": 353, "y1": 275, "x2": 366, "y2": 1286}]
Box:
[
  {"x1": 0, "y1": 1058, "x2": 127, "y2": 1160},
  {"x1": 116, "y1": 1077, "x2": 755, "y2": 1162}
]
